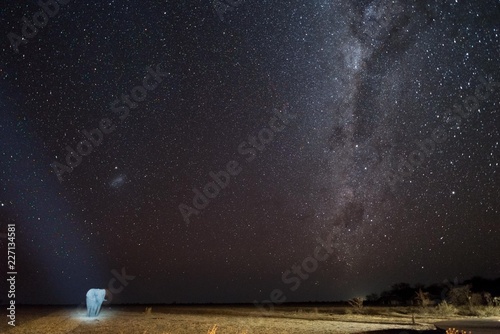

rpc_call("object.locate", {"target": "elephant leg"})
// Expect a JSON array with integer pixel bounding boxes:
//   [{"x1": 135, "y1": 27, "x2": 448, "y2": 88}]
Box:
[
  {"x1": 86, "y1": 295, "x2": 93, "y2": 317},
  {"x1": 93, "y1": 301, "x2": 99, "y2": 316},
  {"x1": 96, "y1": 301, "x2": 102, "y2": 316},
  {"x1": 87, "y1": 296, "x2": 99, "y2": 317},
  {"x1": 91, "y1": 300, "x2": 98, "y2": 317},
  {"x1": 95, "y1": 291, "x2": 105, "y2": 316},
  {"x1": 86, "y1": 289, "x2": 106, "y2": 317}
]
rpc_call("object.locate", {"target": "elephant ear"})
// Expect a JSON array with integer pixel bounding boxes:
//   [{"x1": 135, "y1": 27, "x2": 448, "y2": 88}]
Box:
[
  {"x1": 104, "y1": 289, "x2": 113, "y2": 303},
  {"x1": 86, "y1": 288, "x2": 96, "y2": 297}
]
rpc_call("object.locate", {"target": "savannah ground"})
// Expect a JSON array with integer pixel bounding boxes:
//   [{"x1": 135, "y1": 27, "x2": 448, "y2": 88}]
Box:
[{"x1": 1, "y1": 304, "x2": 498, "y2": 334}]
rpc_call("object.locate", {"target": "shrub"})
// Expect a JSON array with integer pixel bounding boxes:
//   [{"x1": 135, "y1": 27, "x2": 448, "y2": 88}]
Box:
[
  {"x1": 448, "y1": 285, "x2": 471, "y2": 306},
  {"x1": 461, "y1": 305, "x2": 500, "y2": 317},
  {"x1": 343, "y1": 307, "x2": 353, "y2": 315},
  {"x1": 435, "y1": 301, "x2": 458, "y2": 316},
  {"x1": 348, "y1": 297, "x2": 364, "y2": 309},
  {"x1": 469, "y1": 293, "x2": 483, "y2": 306},
  {"x1": 415, "y1": 288, "x2": 432, "y2": 307}
]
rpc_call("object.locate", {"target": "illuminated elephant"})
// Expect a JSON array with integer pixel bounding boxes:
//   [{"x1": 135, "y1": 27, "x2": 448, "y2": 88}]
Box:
[{"x1": 86, "y1": 288, "x2": 109, "y2": 317}]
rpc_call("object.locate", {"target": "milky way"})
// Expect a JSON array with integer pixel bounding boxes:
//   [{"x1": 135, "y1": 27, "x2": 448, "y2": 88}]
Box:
[{"x1": 304, "y1": 1, "x2": 437, "y2": 269}]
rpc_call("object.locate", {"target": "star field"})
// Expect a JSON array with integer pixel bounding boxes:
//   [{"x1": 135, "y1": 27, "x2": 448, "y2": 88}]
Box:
[{"x1": 0, "y1": 0, "x2": 499, "y2": 304}]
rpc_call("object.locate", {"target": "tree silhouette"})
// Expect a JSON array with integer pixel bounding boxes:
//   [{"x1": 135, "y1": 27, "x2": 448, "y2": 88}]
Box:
[
  {"x1": 447, "y1": 285, "x2": 471, "y2": 306},
  {"x1": 415, "y1": 288, "x2": 431, "y2": 307},
  {"x1": 348, "y1": 297, "x2": 364, "y2": 309}
]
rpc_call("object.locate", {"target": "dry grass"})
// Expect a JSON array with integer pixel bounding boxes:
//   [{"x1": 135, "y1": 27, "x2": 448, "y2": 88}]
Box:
[
  {"x1": 206, "y1": 324, "x2": 249, "y2": 334},
  {"x1": 1, "y1": 304, "x2": 496, "y2": 333},
  {"x1": 434, "y1": 301, "x2": 459, "y2": 316},
  {"x1": 413, "y1": 302, "x2": 500, "y2": 317}
]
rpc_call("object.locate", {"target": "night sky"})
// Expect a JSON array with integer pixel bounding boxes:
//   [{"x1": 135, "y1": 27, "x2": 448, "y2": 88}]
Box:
[{"x1": 0, "y1": 0, "x2": 499, "y2": 305}]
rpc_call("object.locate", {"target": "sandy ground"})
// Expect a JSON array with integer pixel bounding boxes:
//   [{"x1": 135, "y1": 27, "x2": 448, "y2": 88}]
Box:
[{"x1": 0, "y1": 305, "x2": 451, "y2": 334}]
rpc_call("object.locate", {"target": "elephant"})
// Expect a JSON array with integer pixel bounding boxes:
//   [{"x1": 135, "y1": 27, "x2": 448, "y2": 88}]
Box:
[{"x1": 86, "y1": 288, "x2": 109, "y2": 317}]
